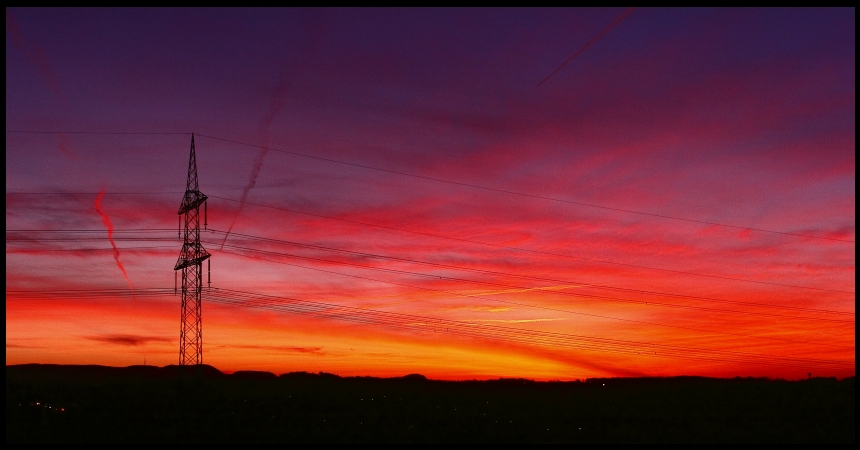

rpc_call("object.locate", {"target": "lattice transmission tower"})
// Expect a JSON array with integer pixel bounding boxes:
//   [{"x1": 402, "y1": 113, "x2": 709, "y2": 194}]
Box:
[{"x1": 175, "y1": 134, "x2": 210, "y2": 365}]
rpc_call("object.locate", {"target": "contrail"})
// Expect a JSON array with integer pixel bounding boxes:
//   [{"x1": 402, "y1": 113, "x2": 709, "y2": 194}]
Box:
[
  {"x1": 7, "y1": 10, "x2": 75, "y2": 159},
  {"x1": 95, "y1": 190, "x2": 135, "y2": 296},
  {"x1": 536, "y1": 7, "x2": 635, "y2": 88},
  {"x1": 220, "y1": 16, "x2": 326, "y2": 249},
  {"x1": 5, "y1": 10, "x2": 63, "y2": 97},
  {"x1": 219, "y1": 76, "x2": 292, "y2": 250}
]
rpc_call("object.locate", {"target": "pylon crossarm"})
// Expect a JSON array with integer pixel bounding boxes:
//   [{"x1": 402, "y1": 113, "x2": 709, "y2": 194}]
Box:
[{"x1": 178, "y1": 190, "x2": 208, "y2": 215}]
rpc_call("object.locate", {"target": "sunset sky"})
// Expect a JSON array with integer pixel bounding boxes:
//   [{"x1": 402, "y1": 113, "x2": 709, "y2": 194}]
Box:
[{"x1": 6, "y1": 8, "x2": 855, "y2": 380}]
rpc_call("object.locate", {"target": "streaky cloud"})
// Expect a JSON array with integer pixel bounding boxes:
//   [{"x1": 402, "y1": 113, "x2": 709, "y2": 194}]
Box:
[{"x1": 95, "y1": 190, "x2": 135, "y2": 296}]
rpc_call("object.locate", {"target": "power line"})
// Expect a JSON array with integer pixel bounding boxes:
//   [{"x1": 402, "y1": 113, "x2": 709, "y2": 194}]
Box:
[
  {"x1": 6, "y1": 288, "x2": 174, "y2": 298},
  {"x1": 194, "y1": 134, "x2": 854, "y2": 244},
  {"x1": 10, "y1": 235, "x2": 853, "y2": 325},
  {"x1": 7, "y1": 287, "x2": 853, "y2": 369},
  {"x1": 6, "y1": 192, "x2": 183, "y2": 195},
  {"x1": 203, "y1": 288, "x2": 852, "y2": 369},
  {"x1": 213, "y1": 246, "x2": 855, "y2": 350},
  {"x1": 203, "y1": 297, "x2": 847, "y2": 369},
  {"x1": 13, "y1": 194, "x2": 854, "y2": 295},
  {"x1": 9, "y1": 134, "x2": 852, "y2": 375},
  {"x1": 202, "y1": 198, "x2": 852, "y2": 295},
  {"x1": 6, "y1": 131, "x2": 190, "y2": 135},
  {"x1": 210, "y1": 241, "x2": 853, "y2": 325},
  {"x1": 6, "y1": 229, "x2": 177, "y2": 232},
  {"x1": 211, "y1": 230, "x2": 854, "y2": 315},
  {"x1": 11, "y1": 229, "x2": 852, "y2": 347},
  {"x1": 7, "y1": 227, "x2": 853, "y2": 313},
  {"x1": 6, "y1": 229, "x2": 179, "y2": 244},
  {"x1": 6, "y1": 132, "x2": 853, "y2": 244},
  {"x1": 6, "y1": 245, "x2": 176, "y2": 253},
  {"x1": 7, "y1": 237, "x2": 176, "y2": 242},
  {"x1": 8, "y1": 190, "x2": 854, "y2": 294}
]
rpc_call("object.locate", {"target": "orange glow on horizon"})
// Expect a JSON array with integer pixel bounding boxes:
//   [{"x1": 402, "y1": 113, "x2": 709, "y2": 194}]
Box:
[{"x1": 5, "y1": 9, "x2": 854, "y2": 381}]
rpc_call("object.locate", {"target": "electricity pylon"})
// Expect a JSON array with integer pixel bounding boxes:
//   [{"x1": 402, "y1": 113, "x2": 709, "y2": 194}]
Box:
[{"x1": 175, "y1": 134, "x2": 210, "y2": 365}]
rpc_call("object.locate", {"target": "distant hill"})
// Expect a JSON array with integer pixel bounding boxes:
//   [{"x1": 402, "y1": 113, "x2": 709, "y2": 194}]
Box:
[{"x1": 6, "y1": 364, "x2": 854, "y2": 443}]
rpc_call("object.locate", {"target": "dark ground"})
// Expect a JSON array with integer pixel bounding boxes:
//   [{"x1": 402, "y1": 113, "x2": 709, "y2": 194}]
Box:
[{"x1": 6, "y1": 364, "x2": 855, "y2": 443}]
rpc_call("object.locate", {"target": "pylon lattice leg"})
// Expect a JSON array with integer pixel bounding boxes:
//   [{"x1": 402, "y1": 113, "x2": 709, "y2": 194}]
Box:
[
  {"x1": 175, "y1": 134, "x2": 209, "y2": 365},
  {"x1": 179, "y1": 262, "x2": 203, "y2": 365}
]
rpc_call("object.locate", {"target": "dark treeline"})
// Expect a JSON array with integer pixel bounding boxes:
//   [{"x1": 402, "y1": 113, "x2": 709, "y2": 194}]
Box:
[{"x1": 6, "y1": 364, "x2": 854, "y2": 443}]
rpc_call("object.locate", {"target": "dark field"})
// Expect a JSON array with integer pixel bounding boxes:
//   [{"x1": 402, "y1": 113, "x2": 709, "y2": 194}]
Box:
[{"x1": 6, "y1": 364, "x2": 854, "y2": 443}]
